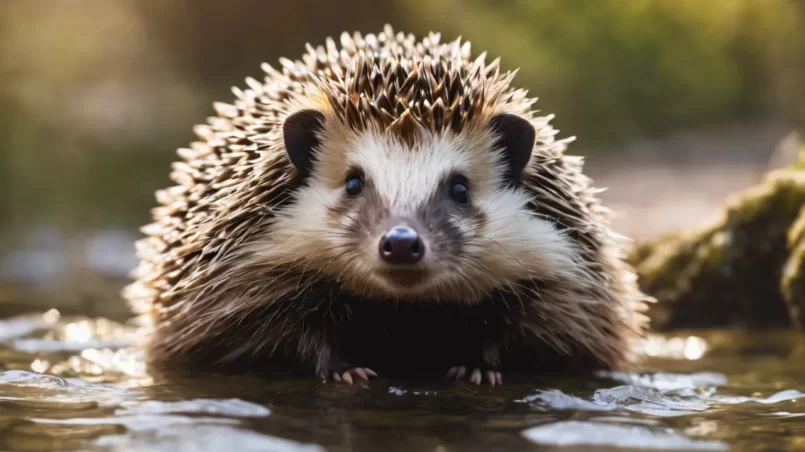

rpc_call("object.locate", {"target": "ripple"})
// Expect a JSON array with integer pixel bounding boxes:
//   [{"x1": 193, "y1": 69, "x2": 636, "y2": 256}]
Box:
[
  {"x1": 32, "y1": 400, "x2": 269, "y2": 431},
  {"x1": 522, "y1": 420, "x2": 730, "y2": 450},
  {"x1": 387, "y1": 386, "x2": 439, "y2": 396},
  {"x1": 0, "y1": 311, "x2": 140, "y2": 356},
  {"x1": 593, "y1": 385, "x2": 710, "y2": 417},
  {"x1": 515, "y1": 389, "x2": 613, "y2": 411},
  {"x1": 0, "y1": 369, "x2": 74, "y2": 388},
  {"x1": 119, "y1": 399, "x2": 271, "y2": 417},
  {"x1": 32, "y1": 414, "x2": 239, "y2": 433},
  {"x1": 0, "y1": 311, "x2": 60, "y2": 341},
  {"x1": 94, "y1": 424, "x2": 325, "y2": 452},
  {"x1": 516, "y1": 385, "x2": 709, "y2": 417},
  {"x1": 709, "y1": 389, "x2": 805, "y2": 405},
  {"x1": 513, "y1": 369, "x2": 805, "y2": 450},
  {"x1": 517, "y1": 370, "x2": 803, "y2": 420},
  {"x1": 29, "y1": 394, "x2": 302, "y2": 451},
  {"x1": 600, "y1": 371, "x2": 729, "y2": 392},
  {"x1": 12, "y1": 338, "x2": 129, "y2": 352},
  {"x1": 0, "y1": 370, "x2": 142, "y2": 406}
]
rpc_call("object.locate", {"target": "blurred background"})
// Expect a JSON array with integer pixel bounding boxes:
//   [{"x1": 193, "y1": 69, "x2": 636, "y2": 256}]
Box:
[{"x1": 1, "y1": 0, "x2": 803, "y2": 320}]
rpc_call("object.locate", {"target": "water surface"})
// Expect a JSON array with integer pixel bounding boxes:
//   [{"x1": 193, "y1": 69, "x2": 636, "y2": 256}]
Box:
[{"x1": 0, "y1": 310, "x2": 803, "y2": 451}]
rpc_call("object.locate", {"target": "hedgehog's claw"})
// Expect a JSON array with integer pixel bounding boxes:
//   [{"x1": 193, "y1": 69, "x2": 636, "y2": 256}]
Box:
[
  {"x1": 323, "y1": 356, "x2": 378, "y2": 384},
  {"x1": 331, "y1": 367, "x2": 378, "y2": 384},
  {"x1": 447, "y1": 366, "x2": 502, "y2": 386},
  {"x1": 446, "y1": 365, "x2": 467, "y2": 380}
]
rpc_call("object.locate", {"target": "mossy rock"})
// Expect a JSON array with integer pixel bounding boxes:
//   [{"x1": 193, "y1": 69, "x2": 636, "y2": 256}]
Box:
[
  {"x1": 630, "y1": 150, "x2": 805, "y2": 331},
  {"x1": 781, "y1": 206, "x2": 805, "y2": 326}
]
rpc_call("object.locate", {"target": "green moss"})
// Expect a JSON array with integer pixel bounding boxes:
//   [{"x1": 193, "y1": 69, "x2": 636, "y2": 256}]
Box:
[
  {"x1": 794, "y1": 147, "x2": 805, "y2": 170},
  {"x1": 781, "y1": 206, "x2": 805, "y2": 328},
  {"x1": 630, "y1": 155, "x2": 805, "y2": 331}
]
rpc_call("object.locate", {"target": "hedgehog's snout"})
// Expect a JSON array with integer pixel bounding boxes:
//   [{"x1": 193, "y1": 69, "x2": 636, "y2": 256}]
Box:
[{"x1": 378, "y1": 225, "x2": 425, "y2": 265}]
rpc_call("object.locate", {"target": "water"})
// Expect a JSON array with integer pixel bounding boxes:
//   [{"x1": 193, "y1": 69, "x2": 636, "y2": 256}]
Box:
[{"x1": 0, "y1": 310, "x2": 803, "y2": 451}]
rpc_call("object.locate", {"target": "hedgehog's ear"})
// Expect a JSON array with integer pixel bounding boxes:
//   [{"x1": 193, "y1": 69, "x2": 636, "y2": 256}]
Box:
[
  {"x1": 282, "y1": 109, "x2": 326, "y2": 178},
  {"x1": 489, "y1": 113, "x2": 536, "y2": 181}
]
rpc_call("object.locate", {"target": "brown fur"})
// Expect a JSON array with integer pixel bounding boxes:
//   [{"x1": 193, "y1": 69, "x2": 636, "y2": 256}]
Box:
[{"x1": 123, "y1": 25, "x2": 652, "y2": 380}]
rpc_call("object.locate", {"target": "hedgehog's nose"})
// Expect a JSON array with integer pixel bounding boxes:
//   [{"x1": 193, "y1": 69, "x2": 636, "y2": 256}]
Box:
[{"x1": 379, "y1": 226, "x2": 425, "y2": 265}]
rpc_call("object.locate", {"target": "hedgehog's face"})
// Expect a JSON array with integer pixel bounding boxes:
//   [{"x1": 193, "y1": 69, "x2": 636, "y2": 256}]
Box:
[{"x1": 267, "y1": 109, "x2": 582, "y2": 302}]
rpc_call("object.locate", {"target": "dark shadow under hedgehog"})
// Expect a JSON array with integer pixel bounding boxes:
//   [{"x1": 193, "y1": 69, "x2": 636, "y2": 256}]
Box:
[{"x1": 123, "y1": 25, "x2": 652, "y2": 385}]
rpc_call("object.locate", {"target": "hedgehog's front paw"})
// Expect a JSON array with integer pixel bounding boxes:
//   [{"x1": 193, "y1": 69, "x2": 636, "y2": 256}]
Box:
[
  {"x1": 446, "y1": 365, "x2": 502, "y2": 386},
  {"x1": 324, "y1": 359, "x2": 378, "y2": 384},
  {"x1": 331, "y1": 367, "x2": 378, "y2": 384}
]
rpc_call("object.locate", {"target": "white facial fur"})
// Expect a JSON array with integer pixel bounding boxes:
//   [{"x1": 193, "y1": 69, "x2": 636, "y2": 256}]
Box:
[{"x1": 258, "y1": 119, "x2": 587, "y2": 302}]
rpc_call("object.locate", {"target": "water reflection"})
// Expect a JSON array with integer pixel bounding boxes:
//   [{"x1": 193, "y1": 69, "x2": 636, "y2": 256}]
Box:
[
  {"x1": 522, "y1": 420, "x2": 729, "y2": 450},
  {"x1": 639, "y1": 334, "x2": 709, "y2": 360},
  {"x1": 0, "y1": 310, "x2": 803, "y2": 451}
]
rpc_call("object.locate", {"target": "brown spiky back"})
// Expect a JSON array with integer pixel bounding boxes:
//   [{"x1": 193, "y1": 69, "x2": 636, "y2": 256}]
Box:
[{"x1": 298, "y1": 27, "x2": 530, "y2": 144}]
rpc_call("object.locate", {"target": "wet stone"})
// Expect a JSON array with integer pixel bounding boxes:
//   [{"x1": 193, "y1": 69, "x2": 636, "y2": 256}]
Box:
[{"x1": 630, "y1": 149, "x2": 805, "y2": 330}]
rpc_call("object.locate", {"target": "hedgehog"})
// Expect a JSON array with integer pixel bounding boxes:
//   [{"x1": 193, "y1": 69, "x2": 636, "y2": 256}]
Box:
[{"x1": 123, "y1": 25, "x2": 652, "y2": 385}]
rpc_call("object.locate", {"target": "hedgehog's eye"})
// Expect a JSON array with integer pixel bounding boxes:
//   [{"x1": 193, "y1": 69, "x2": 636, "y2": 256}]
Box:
[
  {"x1": 345, "y1": 173, "x2": 363, "y2": 196},
  {"x1": 449, "y1": 180, "x2": 469, "y2": 205}
]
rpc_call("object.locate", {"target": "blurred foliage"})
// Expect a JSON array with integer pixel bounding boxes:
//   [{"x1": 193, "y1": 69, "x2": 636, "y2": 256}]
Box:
[
  {"x1": 0, "y1": 0, "x2": 406, "y2": 229},
  {"x1": 131, "y1": 0, "x2": 402, "y2": 94},
  {"x1": 406, "y1": 0, "x2": 805, "y2": 144},
  {"x1": 0, "y1": 0, "x2": 803, "y2": 231}
]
